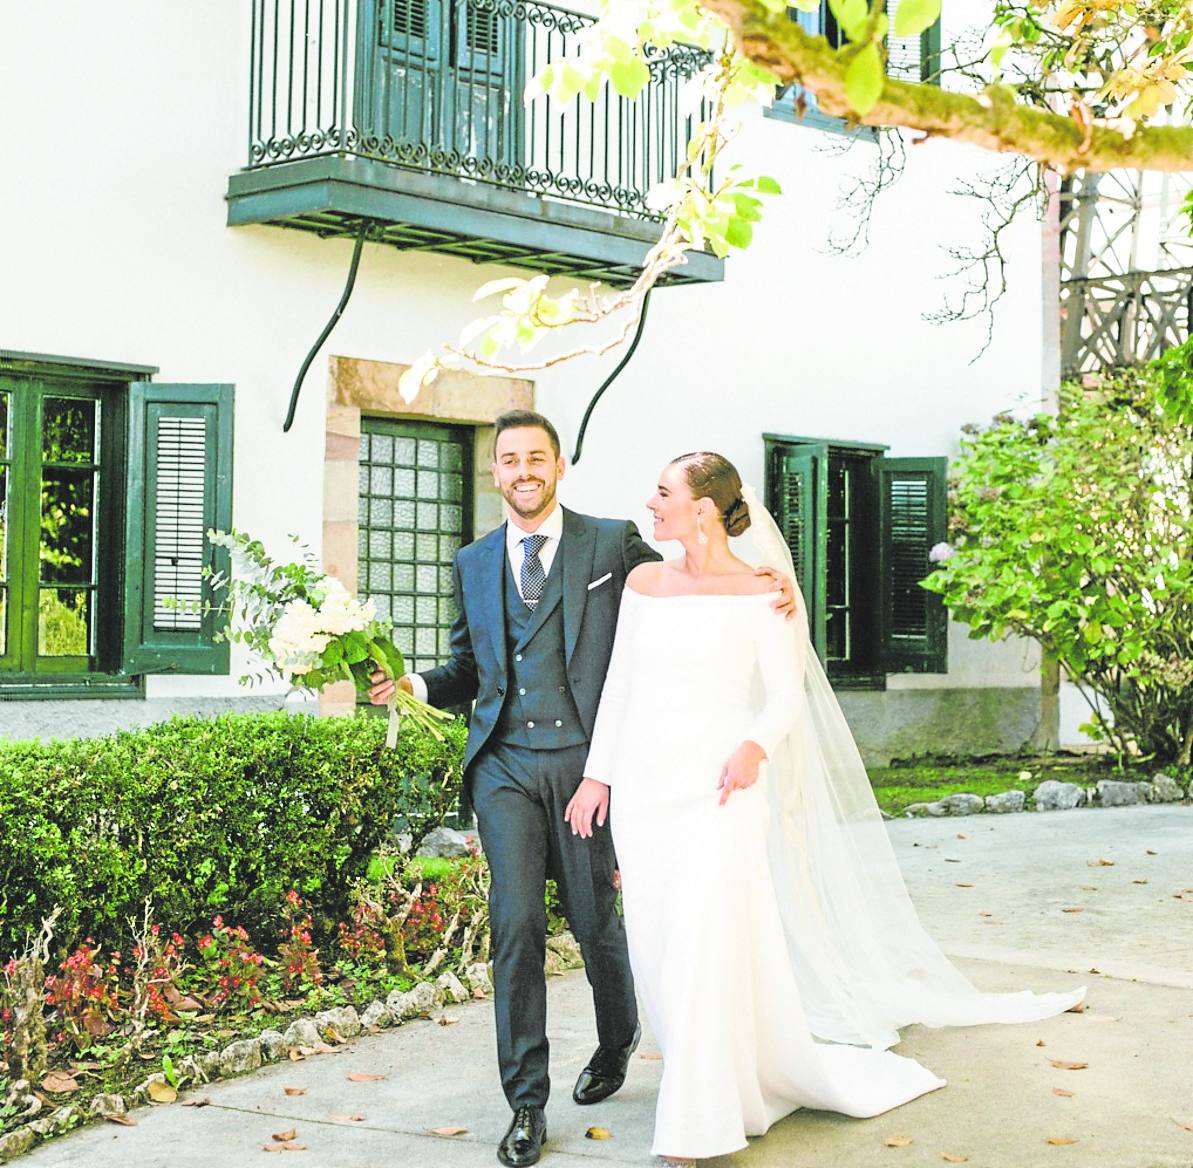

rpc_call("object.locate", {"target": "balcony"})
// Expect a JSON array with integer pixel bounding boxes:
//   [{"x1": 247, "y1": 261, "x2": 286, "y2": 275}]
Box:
[{"x1": 226, "y1": 0, "x2": 723, "y2": 286}]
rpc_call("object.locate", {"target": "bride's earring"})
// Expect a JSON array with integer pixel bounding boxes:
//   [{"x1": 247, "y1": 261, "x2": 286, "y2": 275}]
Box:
[{"x1": 696, "y1": 513, "x2": 708, "y2": 545}]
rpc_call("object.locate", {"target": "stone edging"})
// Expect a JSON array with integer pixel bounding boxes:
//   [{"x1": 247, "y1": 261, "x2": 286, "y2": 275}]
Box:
[
  {"x1": 901, "y1": 772, "x2": 1189, "y2": 818},
  {"x1": 0, "y1": 935, "x2": 585, "y2": 1164}
]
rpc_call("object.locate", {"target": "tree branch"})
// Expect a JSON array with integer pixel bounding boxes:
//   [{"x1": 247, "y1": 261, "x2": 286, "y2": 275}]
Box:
[{"x1": 700, "y1": 0, "x2": 1193, "y2": 173}]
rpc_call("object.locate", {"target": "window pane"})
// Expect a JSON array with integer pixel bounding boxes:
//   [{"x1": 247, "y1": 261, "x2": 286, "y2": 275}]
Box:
[
  {"x1": 39, "y1": 588, "x2": 90, "y2": 656},
  {"x1": 40, "y1": 469, "x2": 95, "y2": 585},
  {"x1": 42, "y1": 398, "x2": 97, "y2": 464}
]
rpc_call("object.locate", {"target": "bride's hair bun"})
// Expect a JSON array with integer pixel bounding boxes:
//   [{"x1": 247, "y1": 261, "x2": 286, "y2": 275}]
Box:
[
  {"x1": 669, "y1": 451, "x2": 752, "y2": 537},
  {"x1": 723, "y1": 496, "x2": 751, "y2": 537}
]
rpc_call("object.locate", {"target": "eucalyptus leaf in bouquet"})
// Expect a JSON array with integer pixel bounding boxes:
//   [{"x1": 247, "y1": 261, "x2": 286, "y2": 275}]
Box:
[{"x1": 204, "y1": 529, "x2": 454, "y2": 743}]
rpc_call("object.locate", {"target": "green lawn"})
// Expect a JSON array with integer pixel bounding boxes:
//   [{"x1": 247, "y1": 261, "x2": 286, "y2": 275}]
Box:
[{"x1": 867, "y1": 754, "x2": 1136, "y2": 817}]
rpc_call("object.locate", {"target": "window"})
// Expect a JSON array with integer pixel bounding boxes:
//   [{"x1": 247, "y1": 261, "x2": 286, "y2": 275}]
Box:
[
  {"x1": 766, "y1": 434, "x2": 947, "y2": 684},
  {"x1": 357, "y1": 418, "x2": 473, "y2": 674},
  {"x1": 766, "y1": 1, "x2": 942, "y2": 136},
  {"x1": 0, "y1": 354, "x2": 234, "y2": 692}
]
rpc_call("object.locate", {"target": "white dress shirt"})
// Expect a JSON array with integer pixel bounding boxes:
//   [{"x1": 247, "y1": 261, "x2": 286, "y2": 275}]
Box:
[{"x1": 406, "y1": 505, "x2": 564, "y2": 702}]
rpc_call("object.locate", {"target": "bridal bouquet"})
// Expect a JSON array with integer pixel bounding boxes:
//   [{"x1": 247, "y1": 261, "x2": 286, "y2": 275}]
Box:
[{"x1": 205, "y1": 529, "x2": 453, "y2": 743}]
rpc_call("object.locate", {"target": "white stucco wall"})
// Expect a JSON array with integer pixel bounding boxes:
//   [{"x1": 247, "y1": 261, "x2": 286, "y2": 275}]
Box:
[{"x1": 1, "y1": 0, "x2": 1089, "y2": 747}]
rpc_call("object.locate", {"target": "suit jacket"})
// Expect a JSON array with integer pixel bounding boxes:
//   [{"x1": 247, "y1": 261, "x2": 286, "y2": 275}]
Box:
[{"x1": 422, "y1": 507, "x2": 661, "y2": 770}]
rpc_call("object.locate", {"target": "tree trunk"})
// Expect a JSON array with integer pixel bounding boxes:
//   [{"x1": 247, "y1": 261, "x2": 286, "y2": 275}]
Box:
[{"x1": 1031, "y1": 652, "x2": 1061, "y2": 754}]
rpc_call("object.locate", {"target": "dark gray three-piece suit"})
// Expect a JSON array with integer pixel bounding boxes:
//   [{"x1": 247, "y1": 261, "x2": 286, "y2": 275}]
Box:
[{"x1": 421, "y1": 507, "x2": 660, "y2": 1109}]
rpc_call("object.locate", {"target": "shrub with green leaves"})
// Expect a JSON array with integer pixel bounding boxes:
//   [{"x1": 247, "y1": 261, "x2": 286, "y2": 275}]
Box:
[
  {"x1": 0, "y1": 712, "x2": 466, "y2": 959},
  {"x1": 923, "y1": 361, "x2": 1192, "y2": 766}
]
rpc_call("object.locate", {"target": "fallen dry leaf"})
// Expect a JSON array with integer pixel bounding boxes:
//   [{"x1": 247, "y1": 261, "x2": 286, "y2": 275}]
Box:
[
  {"x1": 41, "y1": 1071, "x2": 80, "y2": 1094},
  {"x1": 283, "y1": 1087, "x2": 307, "y2": 1097},
  {"x1": 1080, "y1": 885, "x2": 1098, "y2": 891},
  {"x1": 942, "y1": 1155, "x2": 969, "y2": 1164},
  {"x1": 1133, "y1": 879, "x2": 1149, "y2": 885},
  {"x1": 956, "y1": 833, "x2": 968, "y2": 839},
  {"x1": 346, "y1": 1071, "x2": 385, "y2": 1083},
  {"x1": 586, "y1": 1127, "x2": 613, "y2": 1140},
  {"x1": 472, "y1": 987, "x2": 487, "y2": 999},
  {"x1": 263, "y1": 1142, "x2": 307, "y2": 1153},
  {"x1": 429, "y1": 1126, "x2": 469, "y2": 1137},
  {"x1": 1087, "y1": 858, "x2": 1115, "y2": 867},
  {"x1": 883, "y1": 1135, "x2": 914, "y2": 1147},
  {"x1": 1046, "y1": 1137, "x2": 1078, "y2": 1145},
  {"x1": 175, "y1": 996, "x2": 204, "y2": 1013},
  {"x1": 272, "y1": 1128, "x2": 298, "y2": 1142},
  {"x1": 1088, "y1": 967, "x2": 1101, "y2": 975},
  {"x1": 288, "y1": 1049, "x2": 304, "y2": 1062},
  {"x1": 979, "y1": 911, "x2": 994, "y2": 918},
  {"x1": 1049, "y1": 1060, "x2": 1088, "y2": 1070},
  {"x1": 955, "y1": 882, "x2": 974, "y2": 888},
  {"x1": 308, "y1": 1042, "x2": 336, "y2": 1056},
  {"x1": 436, "y1": 1015, "x2": 459, "y2": 1026},
  {"x1": 1146, "y1": 849, "x2": 1157, "y2": 855},
  {"x1": 944, "y1": 858, "x2": 961, "y2": 863},
  {"x1": 1066, "y1": 1002, "x2": 1086, "y2": 1014},
  {"x1": 181, "y1": 1096, "x2": 211, "y2": 1107},
  {"x1": 1062, "y1": 907, "x2": 1084, "y2": 913},
  {"x1": 324, "y1": 1028, "x2": 346, "y2": 1045},
  {"x1": 147, "y1": 1080, "x2": 178, "y2": 1104},
  {"x1": 329, "y1": 1113, "x2": 367, "y2": 1122},
  {"x1": 1172, "y1": 1118, "x2": 1193, "y2": 1133},
  {"x1": 106, "y1": 1114, "x2": 138, "y2": 1127},
  {"x1": 1053, "y1": 1088, "x2": 1074, "y2": 1098},
  {"x1": 1036, "y1": 1039, "x2": 1047, "y2": 1047}
]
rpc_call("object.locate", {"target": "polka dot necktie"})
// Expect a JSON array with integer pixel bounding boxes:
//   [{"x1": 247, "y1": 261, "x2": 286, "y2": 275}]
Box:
[{"x1": 520, "y1": 534, "x2": 548, "y2": 610}]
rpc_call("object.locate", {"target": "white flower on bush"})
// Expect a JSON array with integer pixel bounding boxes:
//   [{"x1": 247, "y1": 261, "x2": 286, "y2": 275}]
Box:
[{"x1": 928, "y1": 541, "x2": 956, "y2": 564}]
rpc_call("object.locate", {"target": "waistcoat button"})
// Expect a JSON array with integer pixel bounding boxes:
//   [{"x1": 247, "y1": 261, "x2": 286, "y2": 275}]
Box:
[{"x1": 527, "y1": 721, "x2": 535, "y2": 729}]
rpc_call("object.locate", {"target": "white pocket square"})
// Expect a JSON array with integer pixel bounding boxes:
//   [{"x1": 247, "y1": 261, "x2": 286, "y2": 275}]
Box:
[{"x1": 587, "y1": 572, "x2": 613, "y2": 591}]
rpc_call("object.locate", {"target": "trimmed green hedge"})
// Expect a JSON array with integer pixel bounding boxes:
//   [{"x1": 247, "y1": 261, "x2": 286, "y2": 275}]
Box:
[{"x1": 0, "y1": 712, "x2": 466, "y2": 958}]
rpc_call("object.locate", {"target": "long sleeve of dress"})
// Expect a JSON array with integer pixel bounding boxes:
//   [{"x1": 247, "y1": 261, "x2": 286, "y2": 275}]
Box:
[
  {"x1": 583, "y1": 593, "x2": 638, "y2": 786},
  {"x1": 743, "y1": 603, "x2": 808, "y2": 760}
]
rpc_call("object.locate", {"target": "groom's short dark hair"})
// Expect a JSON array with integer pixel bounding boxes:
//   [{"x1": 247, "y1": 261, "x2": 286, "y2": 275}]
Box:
[{"x1": 494, "y1": 410, "x2": 562, "y2": 459}]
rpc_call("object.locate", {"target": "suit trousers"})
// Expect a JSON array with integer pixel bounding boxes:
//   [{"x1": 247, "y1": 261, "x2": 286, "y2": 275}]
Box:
[{"x1": 469, "y1": 740, "x2": 638, "y2": 1109}]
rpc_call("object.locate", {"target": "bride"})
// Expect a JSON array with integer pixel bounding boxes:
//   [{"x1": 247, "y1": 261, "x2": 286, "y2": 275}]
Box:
[{"x1": 564, "y1": 450, "x2": 1085, "y2": 1162}]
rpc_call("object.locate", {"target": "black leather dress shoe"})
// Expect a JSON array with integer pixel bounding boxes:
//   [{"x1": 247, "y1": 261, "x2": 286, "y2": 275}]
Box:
[
  {"x1": 572, "y1": 1022, "x2": 642, "y2": 1105},
  {"x1": 497, "y1": 1105, "x2": 547, "y2": 1167}
]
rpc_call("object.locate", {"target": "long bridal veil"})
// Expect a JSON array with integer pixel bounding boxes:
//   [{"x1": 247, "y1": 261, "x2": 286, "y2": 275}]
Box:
[{"x1": 736, "y1": 484, "x2": 1085, "y2": 1051}]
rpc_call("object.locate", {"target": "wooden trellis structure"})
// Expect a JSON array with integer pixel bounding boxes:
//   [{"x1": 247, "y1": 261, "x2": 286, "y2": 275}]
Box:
[{"x1": 1059, "y1": 170, "x2": 1193, "y2": 377}]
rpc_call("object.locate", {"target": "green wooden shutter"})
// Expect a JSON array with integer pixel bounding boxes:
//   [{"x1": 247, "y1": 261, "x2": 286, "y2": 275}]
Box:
[
  {"x1": 885, "y1": 0, "x2": 942, "y2": 83},
  {"x1": 878, "y1": 456, "x2": 947, "y2": 673},
  {"x1": 122, "y1": 384, "x2": 233, "y2": 675},
  {"x1": 773, "y1": 443, "x2": 828, "y2": 659}
]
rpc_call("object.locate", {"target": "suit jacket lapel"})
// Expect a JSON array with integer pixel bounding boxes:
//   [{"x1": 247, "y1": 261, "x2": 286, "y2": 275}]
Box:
[
  {"x1": 561, "y1": 508, "x2": 596, "y2": 665},
  {"x1": 474, "y1": 524, "x2": 508, "y2": 673}
]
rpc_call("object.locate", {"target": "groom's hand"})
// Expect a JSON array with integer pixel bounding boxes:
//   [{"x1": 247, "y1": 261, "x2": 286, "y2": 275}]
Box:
[
  {"x1": 755, "y1": 566, "x2": 798, "y2": 620},
  {"x1": 565, "y1": 778, "x2": 610, "y2": 839},
  {"x1": 367, "y1": 670, "x2": 413, "y2": 705}
]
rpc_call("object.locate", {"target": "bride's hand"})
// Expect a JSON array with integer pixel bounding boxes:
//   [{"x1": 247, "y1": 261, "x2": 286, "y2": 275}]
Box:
[
  {"x1": 565, "y1": 778, "x2": 610, "y2": 838},
  {"x1": 717, "y1": 741, "x2": 767, "y2": 805}
]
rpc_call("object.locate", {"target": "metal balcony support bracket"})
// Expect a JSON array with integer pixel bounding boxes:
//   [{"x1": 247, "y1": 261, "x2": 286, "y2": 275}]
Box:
[
  {"x1": 571, "y1": 288, "x2": 652, "y2": 466},
  {"x1": 283, "y1": 219, "x2": 371, "y2": 433}
]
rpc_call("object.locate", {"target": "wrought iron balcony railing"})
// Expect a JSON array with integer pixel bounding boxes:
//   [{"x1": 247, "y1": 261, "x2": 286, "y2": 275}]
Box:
[
  {"x1": 1060, "y1": 267, "x2": 1193, "y2": 377},
  {"x1": 247, "y1": 0, "x2": 711, "y2": 221}
]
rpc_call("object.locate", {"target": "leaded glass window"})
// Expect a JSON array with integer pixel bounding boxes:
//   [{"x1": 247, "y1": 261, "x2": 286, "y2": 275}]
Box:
[{"x1": 358, "y1": 418, "x2": 472, "y2": 674}]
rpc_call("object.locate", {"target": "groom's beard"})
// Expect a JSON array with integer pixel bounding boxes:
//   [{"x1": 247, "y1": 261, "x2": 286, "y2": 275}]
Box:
[{"x1": 503, "y1": 478, "x2": 556, "y2": 520}]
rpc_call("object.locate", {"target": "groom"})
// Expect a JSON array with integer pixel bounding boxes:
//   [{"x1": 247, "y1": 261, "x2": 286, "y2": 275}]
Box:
[{"x1": 370, "y1": 410, "x2": 793, "y2": 1166}]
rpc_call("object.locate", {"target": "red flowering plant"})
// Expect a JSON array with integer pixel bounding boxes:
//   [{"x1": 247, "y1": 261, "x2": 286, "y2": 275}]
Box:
[
  {"x1": 277, "y1": 891, "x2": 323, "y2": 994},
  {"x1": 195, "y1": 916, "x2": 266, "y2": 1012},
  {"x1": 128, "y1": 922, "x2": 192, "y2": 1026},
  {"x1": 43, "y1": 940, "x2": 122, "y2": 1051}
]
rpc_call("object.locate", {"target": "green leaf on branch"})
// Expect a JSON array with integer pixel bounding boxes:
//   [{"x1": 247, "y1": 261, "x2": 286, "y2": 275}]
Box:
[
  {"x1": 725, "y1": 217, "x2": 754, "y2": 249},
  {"x1": 610, "y1": 55, "x2": 651, "y2": 99},
  {"x1": 845, "y1": 43, "x2": 884, "y2": 116},
  {"x1": 893, "y1": 0, "x2": 941, "y2": 38},
  {"x1": 827, "y1": 0, "x2": 868, "y2": 39}
]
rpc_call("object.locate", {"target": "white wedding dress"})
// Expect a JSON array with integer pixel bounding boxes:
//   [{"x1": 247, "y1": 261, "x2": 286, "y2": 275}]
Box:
[{"x1": 584, "y1": 577, "x2": 1084, "y2": 1159}]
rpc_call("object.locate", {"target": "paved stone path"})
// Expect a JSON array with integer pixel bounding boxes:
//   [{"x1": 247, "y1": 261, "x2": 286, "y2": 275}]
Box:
[{"x1": 20, "y1": 805, "x2": 1193, "y2": 1168}]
